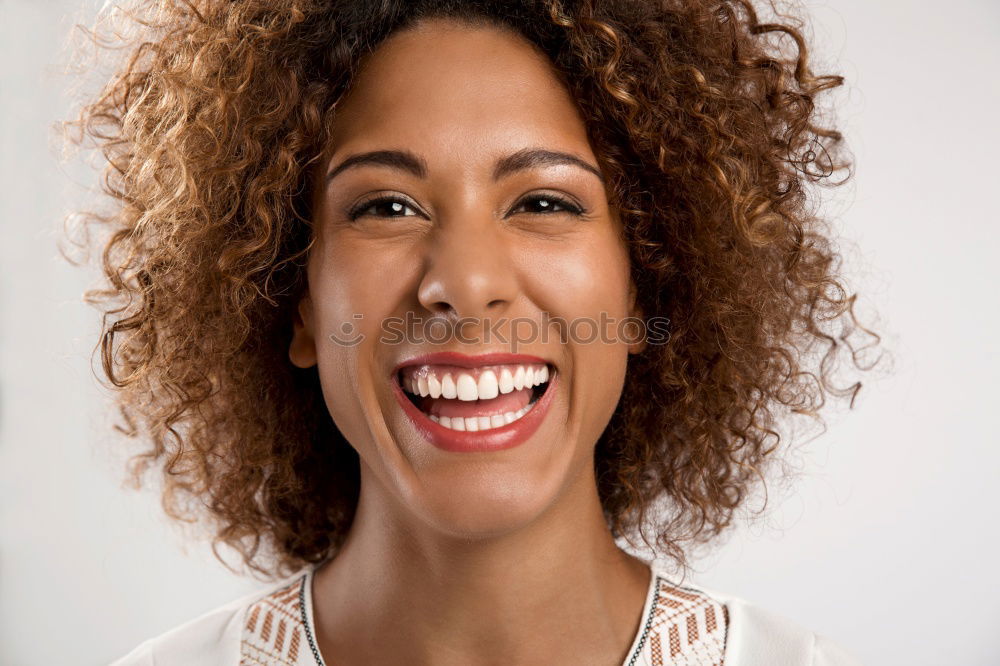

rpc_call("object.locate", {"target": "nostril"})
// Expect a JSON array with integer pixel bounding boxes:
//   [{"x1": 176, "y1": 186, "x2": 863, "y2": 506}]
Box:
[
  {"x1": 428, "y1": 302, "x2": 454, "y2": 317},
  {"x1": 430, "y1": 303, "x2": 447, "y2": 313}
]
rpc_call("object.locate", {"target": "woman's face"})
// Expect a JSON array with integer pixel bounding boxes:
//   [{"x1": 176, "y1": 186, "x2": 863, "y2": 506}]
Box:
[{"x1": 291, "y1": 18, "x2": 641, "y2": 538}]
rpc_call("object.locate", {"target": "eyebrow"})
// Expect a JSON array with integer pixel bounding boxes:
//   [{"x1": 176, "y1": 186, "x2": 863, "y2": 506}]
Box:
[{"x1": 324, "y1": 148, "x2": 604, "y2": 184}]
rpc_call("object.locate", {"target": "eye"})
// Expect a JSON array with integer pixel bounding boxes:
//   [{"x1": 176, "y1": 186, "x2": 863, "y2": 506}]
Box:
[
  {"x1": 347, "y1": 195, "x2": 420, "y2": 221},
  {"x1": 510, "y1": 193, "x2": 585, "y2": 216}
]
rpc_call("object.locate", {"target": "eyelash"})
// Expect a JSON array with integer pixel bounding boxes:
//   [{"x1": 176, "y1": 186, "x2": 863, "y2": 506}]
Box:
[{"x1": 346, "y1": 193, "x2": 585, "y2": 221}]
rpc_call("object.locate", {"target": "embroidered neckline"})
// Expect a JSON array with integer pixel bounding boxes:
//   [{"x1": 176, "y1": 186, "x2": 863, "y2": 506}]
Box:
[
  {"x1": 625, "y1": 573, "x2": 663, "y2": 665},
  {"x1": 627, "y1": 574, "x2": 730, "y2": 665},
  {"x1": 240, "y1": 564, "x2": 728, "y2": 666},
  {"x1": 299, "y1": 572, "x2": 327, "y2": 666}
]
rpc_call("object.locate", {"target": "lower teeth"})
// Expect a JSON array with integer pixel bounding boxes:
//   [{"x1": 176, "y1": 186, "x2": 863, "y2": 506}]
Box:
[{"x1": 428, "y1": 404, "x2": 532, "y2": 431}]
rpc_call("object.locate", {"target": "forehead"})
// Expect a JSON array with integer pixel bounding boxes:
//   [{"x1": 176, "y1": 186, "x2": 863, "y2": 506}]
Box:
[{"x1": 326, "y1": 19, "x2": 595, "y2": 166}]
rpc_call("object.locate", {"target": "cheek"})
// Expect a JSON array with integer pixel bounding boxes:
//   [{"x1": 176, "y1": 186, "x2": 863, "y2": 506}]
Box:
[
  {"x1": 525, "y1": 231, "x2": 632, "y2": 321},
  {"x1": 523, "y1": 230, "x2": 632, "y2": 428},
  {"x1": 305, "y1": 236, "x2": 416, "y2": 441},
  {"x1": 308, "y1": 235, "x2": 415, "y2": 343}
]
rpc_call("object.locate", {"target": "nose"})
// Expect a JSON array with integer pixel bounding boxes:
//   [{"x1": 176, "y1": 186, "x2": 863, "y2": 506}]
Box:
[{"x1": 416, "y1": 213, "x2": 519, "y2": 323}]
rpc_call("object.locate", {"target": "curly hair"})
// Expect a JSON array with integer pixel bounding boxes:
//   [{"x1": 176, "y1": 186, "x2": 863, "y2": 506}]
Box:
[{"x1": 63, "y1": 0, "x2": 883, "y2": 580}]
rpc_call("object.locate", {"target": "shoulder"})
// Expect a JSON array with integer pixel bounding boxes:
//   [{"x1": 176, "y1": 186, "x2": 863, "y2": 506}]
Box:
[
  {"x1": 109, "y1": 570, "x2": 311, "y2": 666},
  {"x1": 645, "y1": 565, "x2": 864, "y2": 666}
]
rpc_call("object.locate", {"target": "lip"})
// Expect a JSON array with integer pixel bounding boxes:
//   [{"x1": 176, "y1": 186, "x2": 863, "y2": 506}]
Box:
[
  {"x1": 392, "y1": 351, "x2": 553, "y2": 373},
  {"x1": 390, "y1": 352, "x2": 558, "y2": 453}
]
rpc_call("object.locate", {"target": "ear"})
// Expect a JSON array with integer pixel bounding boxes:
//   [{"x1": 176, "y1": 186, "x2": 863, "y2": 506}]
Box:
[
  {"x1": 289, "y1": 289, "x2": 318, "y2": 368},
  {"x1": 626, "y1": 279, "x2": 647, "y2": 355}
]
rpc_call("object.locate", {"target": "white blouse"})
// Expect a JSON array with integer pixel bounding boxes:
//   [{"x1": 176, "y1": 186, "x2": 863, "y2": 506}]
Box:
[{"x1": 109, "y1": 560, "x2": 863, "y2": 665}]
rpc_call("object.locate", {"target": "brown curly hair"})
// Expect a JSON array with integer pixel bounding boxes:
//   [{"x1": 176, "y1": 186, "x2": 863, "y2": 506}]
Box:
[{"x1": 62, "y1": 0, "x2": 883, "y2": 580}]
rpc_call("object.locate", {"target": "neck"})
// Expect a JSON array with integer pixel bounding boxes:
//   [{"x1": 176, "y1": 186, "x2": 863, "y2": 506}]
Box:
[{"x1": 310, "y1": 458, "x2": 652, "y2": 666}]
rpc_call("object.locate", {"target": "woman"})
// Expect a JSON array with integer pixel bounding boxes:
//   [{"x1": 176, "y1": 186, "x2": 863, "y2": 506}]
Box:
[{"x1": 67, "y1": 0, "x2": 880, "y2": 664}]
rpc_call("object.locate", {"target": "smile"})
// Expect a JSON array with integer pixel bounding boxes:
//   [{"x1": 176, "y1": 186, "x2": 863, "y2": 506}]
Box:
[
  {"x1": 401, "y1": 363, "x2": 550, "y2": 430},
  {"x1": 391, "y1": 352, "x2": 558, "y2": 452}
]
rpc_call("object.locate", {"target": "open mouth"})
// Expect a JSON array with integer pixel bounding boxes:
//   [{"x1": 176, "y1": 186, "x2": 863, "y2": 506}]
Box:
[{"x1": 396, "y1": 363, "x2": 554, "y2": 432}]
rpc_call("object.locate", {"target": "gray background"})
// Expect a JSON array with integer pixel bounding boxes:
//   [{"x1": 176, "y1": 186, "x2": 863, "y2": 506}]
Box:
[{"x1": 2, "y1": 0, "x2": 998, "y2": 664}]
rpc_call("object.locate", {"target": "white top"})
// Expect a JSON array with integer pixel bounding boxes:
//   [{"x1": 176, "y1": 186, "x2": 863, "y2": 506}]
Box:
[{"x1": 109, "y1": 560, "x2": 863, "y2": 665}]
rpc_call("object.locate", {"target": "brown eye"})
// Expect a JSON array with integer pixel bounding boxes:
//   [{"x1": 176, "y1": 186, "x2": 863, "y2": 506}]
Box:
[
  {"x1": 511, "y1": 194, "x2": 584, "y2": 216},
  {"x1": 348, "y1": 195, "x2": 420, "y2": 221}
]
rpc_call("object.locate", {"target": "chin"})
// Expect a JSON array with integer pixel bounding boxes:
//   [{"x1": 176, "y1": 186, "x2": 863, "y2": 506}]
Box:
[{"x1": 399, "y1": 466, "x2": 569, "y2": 541}]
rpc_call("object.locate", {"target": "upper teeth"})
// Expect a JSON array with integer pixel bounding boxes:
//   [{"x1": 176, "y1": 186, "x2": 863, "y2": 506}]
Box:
[{"x1": 403, "y1": 364, "x2": 550, "y2": 401}]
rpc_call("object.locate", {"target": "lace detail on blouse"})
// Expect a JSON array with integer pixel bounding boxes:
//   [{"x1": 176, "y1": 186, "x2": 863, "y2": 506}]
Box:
[
  {"x1": 626, "y1": 576, "x2": 729, "y2": 666},
  {"x1": 239, "y1": 578, "x2": 313, "y2": 666}
]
